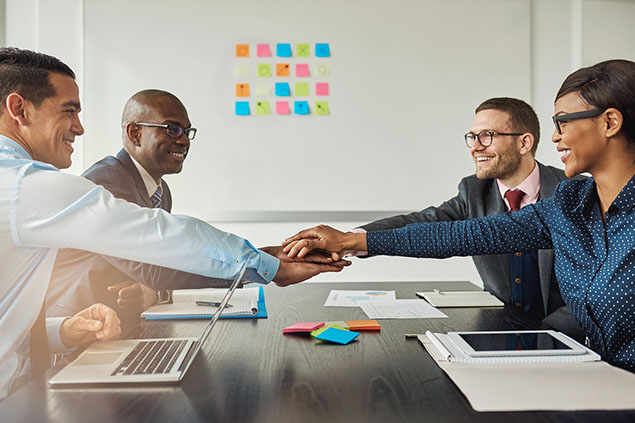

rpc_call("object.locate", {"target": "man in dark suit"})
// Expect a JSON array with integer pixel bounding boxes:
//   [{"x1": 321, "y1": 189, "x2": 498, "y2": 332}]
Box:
[{"x1": 357, "y1": 98, "x2": 583, "y2": 338}]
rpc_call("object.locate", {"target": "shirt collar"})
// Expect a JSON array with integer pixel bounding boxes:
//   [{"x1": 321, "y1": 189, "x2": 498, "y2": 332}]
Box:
[
  {"x1": 0, "y1": 134, "x2": 32, "y2": 160},
  {"x1": 611, "y1": 173, "x2": 635, "y2": 214},
  {"x1": 128, "y1": 154, "x2": 161, "y2": 198},
  {"x1": 496, "y1": 160, "x2": 540, "y2": 203}
]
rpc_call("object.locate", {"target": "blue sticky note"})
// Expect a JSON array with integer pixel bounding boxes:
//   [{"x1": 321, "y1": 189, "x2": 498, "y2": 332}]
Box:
[
  {"x1": 235, "y1": 101, "x2": 250, "y2": 115},
  {"x1": 294, "y1": 101, "x2": 309, "y2": 115},
  {"x1": 315, "y1": 327, "x2": 359, "y2": 345},
  {"x1": 275, "y1": 83, "x2": 290, "y2": 96},
  {"x1": 315, "y1": 43, "x2": 330, "y2": 57},
  {"x1": 276, "y1": 43, "x2": 292, "y2": 57}
]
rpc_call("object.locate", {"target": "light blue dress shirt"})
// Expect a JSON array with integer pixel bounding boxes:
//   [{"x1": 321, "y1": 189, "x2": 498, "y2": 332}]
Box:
[{"x1": 0, "y1": 135, "x2": 279, "y2": 398}]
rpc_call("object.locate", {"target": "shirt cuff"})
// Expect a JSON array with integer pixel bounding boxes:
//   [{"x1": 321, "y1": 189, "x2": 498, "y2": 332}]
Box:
[
  {"x1": 252, "y1": 250, "x2": 280, "y2": 284},
  {"x1": 46, "y1": 317, "x2": 76, "y2": 354}
]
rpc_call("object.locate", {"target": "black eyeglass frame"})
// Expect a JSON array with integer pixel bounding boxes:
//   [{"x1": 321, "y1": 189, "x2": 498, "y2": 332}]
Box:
[
  {"x1": 464, "y1": 131, "x2": 524, "y2": 148},
  {"x1": 552, "y1": 109, "x2": 603, "y2": 135},
  {"x1": 135, "y1": 122, "x2": 197, "y2": 140}
]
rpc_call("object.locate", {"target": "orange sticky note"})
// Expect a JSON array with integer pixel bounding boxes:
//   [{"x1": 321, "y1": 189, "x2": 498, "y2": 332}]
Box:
[
  {"x1": 276, "y1": 63, "x2": 290, "y2": 77},
  {"x1": 236, "y1": 83, "x2": 250, "y2": 97},
  {"x1": 236, "y1": 44, "x2": 249, "y2": 58},
  {"x1": 346, "y1": 320, "x2": 381, "y2": 331}
]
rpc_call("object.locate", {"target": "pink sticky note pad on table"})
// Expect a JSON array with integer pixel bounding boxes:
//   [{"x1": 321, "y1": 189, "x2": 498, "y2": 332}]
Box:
[
  {"x1": 316, "y1": 83, "x2": 329, "y2": 96},
  {"x1": 257, "y1": 44, "x2": 271, "y2": 57},
  {"x1": 276, "y1": 101, "x2": 290, "y2": 115},
  {"x1": 296, "y1": 64, "x2": 310, "y2": 77},
  {"x1": 283, "y1": 322, "x2": 324, "y2": 334}
]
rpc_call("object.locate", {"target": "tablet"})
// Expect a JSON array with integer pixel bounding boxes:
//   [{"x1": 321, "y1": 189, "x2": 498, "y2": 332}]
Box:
[{"x1": 447, "y1": 330, "x2": 587, "y2": 357}]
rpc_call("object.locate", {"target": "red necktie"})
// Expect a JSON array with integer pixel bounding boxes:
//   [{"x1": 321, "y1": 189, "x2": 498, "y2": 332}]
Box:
[{"x1": 505, "y1": 189, "x2": 525, "y2": 211}]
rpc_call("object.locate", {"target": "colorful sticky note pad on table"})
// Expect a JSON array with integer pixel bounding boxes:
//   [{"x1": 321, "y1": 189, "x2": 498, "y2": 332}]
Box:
[
  {"x1": 235, "y1": 63, "x2": 250, "y2": 77},
  {"x1": 257, "y1": 63, "x2": 272, "y2": 77},
  {"x1": 315, "y1": 64, "x2": 329, "y2": 77},
  {"x1": 346, "y1": 320, "x2": 381, "y2": 331},
  {"x1": 315, "y1": 328, "x2": 359, "y2": 345},
  {"x1": 235, "y1": 83, "x2": 250, "y2": 97},
  {"x1": 255, "y1": 83, "x2": 271, "y2": 96},
  {"x1": 256, "y1": 43, "x2": 271, "y2": 57},
  {"x1": 276, "y1": 63, "x2": 290, "y2": 77},
  {"x1": 275, "y1": 82, "x2": 290, "y2": 96},
  {"x1": 236, "y1": 44, "x2": 249, "y2": 58},
  {"x1": 283, "y1": 322, "x2": 324, "y2": 334},
  {"x1": 235, "y1": 101, "x2": 250, "y2": 116},
  {"x1": 311, "y1": 325, "x2": 347, "y2": 337},
  {"x1": 296, "y1": 43, "x2": 310, "y2": 57},
  {"x1": 276, "y1": 102, "x2": 290, "y2": 115},
  {"x1": 315, "y1": 43, "x2": 330, "y2": 57},
  {"x1": 276, "y1": 43, "x2": 292, "y2": 57},
  {"x1": 294, "y1": 101, "x2": 309, "y2": 115},
  {"x1": 324, "y1": 321, "x2": 350, "y2": 330},
  {"x1": 315, "y1": 101, "x2": 329, "y2": 115},
  {"x1": 295, "y1": 82, "x2": 309, "y2": 96},
  {"x1": 296, "y1": 64, "x2": 310, "y2": 77},
  {"x1": 315, "y1": 82, "x2": 329, "y2": 96},
  {"x1": 256, "y1": 101, "x2": 270, "y2": 115}
]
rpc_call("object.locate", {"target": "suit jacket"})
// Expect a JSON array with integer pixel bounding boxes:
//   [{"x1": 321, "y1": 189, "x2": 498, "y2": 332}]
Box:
[{"x1": 360, "y1": 162, "x2": 584, "y2": 340}]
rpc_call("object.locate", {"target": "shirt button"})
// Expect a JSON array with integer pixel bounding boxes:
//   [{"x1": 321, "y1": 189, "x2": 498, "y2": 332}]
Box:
[
  {"x1": 236, "y1": 259, "x2": 240, "y2": 263},
  {"x1": 515, "y1": 302, "x2": 522, "y2": 307},
  {"x1": 264, "y1": 272, "x2": 268, "y2": 276},
  {"x1": 514, "y1": 278, "x2": 521, "y2": 284},
  {"x1": 515, "y1": 252, "x2": 522, "y2": 257}
]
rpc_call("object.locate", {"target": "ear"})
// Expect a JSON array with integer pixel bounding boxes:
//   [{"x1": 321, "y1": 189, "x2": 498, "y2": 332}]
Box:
[
  {"x1": 603, "y1": 108, "x2": 623, "y2": 138},
  {"x1": 126, "y1": 123, "x2": 141, "y2": 147},
  {"x1": 5, "y1": 93, "x2": 29, "y2": 126},
  {"x1": 517, "y1": 133, "x2": 534, "y2": 156}
]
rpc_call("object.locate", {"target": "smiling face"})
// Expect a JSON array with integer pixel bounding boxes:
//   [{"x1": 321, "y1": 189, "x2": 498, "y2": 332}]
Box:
[{"x1": 469, "y1": 109, "x2": 522, "y2": 181}]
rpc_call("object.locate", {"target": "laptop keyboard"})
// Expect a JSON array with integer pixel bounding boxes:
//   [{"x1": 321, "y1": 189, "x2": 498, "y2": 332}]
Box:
[{"x1": 111, "y1": 339, "x2": 188, "y2": 376}]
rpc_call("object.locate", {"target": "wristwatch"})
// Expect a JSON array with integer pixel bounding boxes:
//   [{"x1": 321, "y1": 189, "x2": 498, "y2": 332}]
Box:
[{"x1": 156, "y1": 290, "x2": 173, "y2": 304}]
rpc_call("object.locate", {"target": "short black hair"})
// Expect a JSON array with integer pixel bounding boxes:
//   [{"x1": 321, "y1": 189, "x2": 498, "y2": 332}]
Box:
[
  {"x1": 556, "y1": 59, "x2": 635, "y2": 144},
  {"x1": 475, "y1": 97, "x2": 541, "y2": 156},
  {"x1": 0, "y1": 47, "x2": 76, "y2": 115}
]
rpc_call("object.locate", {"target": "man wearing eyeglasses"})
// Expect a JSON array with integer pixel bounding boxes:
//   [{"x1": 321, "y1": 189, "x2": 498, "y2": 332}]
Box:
[{"x1": 354, "y1": 97, "x2": 583, "y2": 339}]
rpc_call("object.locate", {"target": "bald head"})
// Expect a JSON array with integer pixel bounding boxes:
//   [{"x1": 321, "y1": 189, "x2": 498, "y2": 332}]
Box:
[{"x1": 121, "y1": 89, "x2": 184, "y2": 130}]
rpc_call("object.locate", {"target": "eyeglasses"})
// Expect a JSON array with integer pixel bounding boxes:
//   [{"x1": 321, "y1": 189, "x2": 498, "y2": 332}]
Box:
[
  {"x1": 135, "y1": 122, "x2": 197, "y2": 140},
  {"x1": 464, "y1": 131, "x2": 524, "y2": 148},
  {"x1": 552, "y1": 109, "x2": 603, "y2": 134}
]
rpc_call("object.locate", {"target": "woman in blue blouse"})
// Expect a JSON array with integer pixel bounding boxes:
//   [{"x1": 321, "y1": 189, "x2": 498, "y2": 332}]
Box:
[{"x1": 283, "y1": 59, "x2": 635, "y2": 372}]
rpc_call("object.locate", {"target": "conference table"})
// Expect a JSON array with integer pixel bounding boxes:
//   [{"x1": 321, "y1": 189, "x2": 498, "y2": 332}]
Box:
[{"x1": 1, "y1": 282, "x2": 634, "y2": 422}]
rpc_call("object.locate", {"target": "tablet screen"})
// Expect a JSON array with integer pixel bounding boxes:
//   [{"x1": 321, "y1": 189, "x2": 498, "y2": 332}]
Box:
[{"x1": 458, "y1": 332, "x2": 572, "y2": 352}]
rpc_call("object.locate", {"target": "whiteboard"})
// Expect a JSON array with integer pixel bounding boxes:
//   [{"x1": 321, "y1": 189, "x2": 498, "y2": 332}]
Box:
[{"x1": 83, "y1": 0, "x2": 530, "y2": 220}]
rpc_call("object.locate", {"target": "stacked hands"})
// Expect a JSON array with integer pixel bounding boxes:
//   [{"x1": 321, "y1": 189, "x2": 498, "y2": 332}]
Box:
[{"x1": 282, "y1": 225, "x2": 366, "y2": 261}]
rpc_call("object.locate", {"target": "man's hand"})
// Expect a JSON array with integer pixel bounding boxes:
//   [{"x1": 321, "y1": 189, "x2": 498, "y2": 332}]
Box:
[
  {"x1": 107, "y1": 280, "x2": 159, "y2": 312},
  {"x1": 272, "y1": 260, "x2": 349, "y2": 287},
  {"x1": 60, "y1": 303, "x2": 121, "y2": 347},
  {"x1": 282, "y1": 225, "x2": 367, "y2": 260},
  {"x1": 260, "y1": 245, "x2": 350, "y2": 267}
]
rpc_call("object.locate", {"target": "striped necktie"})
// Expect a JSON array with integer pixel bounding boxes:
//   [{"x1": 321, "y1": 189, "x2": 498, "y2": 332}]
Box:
[{"x1": 151, "y1": 186, "x2": 162, "y2": 209}]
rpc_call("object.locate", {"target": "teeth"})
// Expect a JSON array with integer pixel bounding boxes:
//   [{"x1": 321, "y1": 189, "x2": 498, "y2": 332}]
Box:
[
  {"x1": 170, "y1": 152, "x2": 185, "y2": 158},
  {"x1": 476, "y1": 157, "x2": 493, "y2": 162},
  {"x1": 561, "y1": 150, "x2": 570, "y2": 157}
]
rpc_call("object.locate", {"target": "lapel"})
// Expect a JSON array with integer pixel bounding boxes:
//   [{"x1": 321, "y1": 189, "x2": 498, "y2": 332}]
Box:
[
  {"x1": 536, "y1": 161, "x2": 559, "y2": 314},
  {"x1": 116, "y1": 149, "x2": 153, "y2": 208}
]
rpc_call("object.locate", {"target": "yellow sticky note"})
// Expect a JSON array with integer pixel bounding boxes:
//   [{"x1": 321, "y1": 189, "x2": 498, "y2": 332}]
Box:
[
  {"x1": 236, "y1": 44, "x2": 249, "y2": 58},
  {"x1": 276, "y1": 63, "x2": 290, "y2": 77},
  {"x1": 257, "y1": 63, "x2": 272, "y2": 77},
  {"x1": 295, "y1": 82, "x2": 309, "y2": 96},
  {"x1": 315, "y1": 63, "x2": 330, "y2": 77},
  {"x1": 235, "y1": 63, "x2": 250, "y2": 77},
  {"x1": 256, "y1": 101, "x2": 270, "y2": 115},
  {"x1": 235, "y1": 83, "x2": 250, "y2": 97},
  {"x1": 255, "y1": 83, "x2": 271, "y2": 96},
  {"x1": 324, "y1": 321, "x2": 349, "y2": 330},
  {"x1": 315, "y1": 101, "x2": 329, "y2": 115}
]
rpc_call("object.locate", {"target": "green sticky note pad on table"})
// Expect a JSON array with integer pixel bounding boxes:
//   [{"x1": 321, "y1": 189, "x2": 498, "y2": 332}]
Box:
[
  {"x1": 311, "y1": 324, "x2": 347, "y2": 337},
  {"x1": 256, "y1": 101, "x2": 270, "y2": 115},
  {"x1": 315, "y1": 101, "x2": 329, "y2": 115},
  {"x1": 296, "y1": 43, "x2": 310, "y2": 57},
  {"x1": 315, "y1": 327, "x2": 359, "y2": 345},
  {"x1": 257, "y1": 63, "x2": 272, "y2": 77},
  {"x1": 325, "y1": 321, "x2": 349, "y2": 330},
  {"x1": 295, "y1": 82, "x2": 309, "y2": 96}
]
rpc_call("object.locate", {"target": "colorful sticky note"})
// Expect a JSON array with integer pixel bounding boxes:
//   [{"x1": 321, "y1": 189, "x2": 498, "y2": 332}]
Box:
[
  {"x1": 315, "y1": 82, "x2": 329, "y2": 96},
  {"x1": 235, "y1": 101, "x2": 250, "y2": 116},
  {"x1": 315, "y1": 43, "x2": 330, "y2": 57},
  {"x1": 257, "y1": 44, "x2": 271, "y2": 57},
  {"x1": 295, "y1": 64, "x2": 310, "y2": 77},
  {"x1": 275, "y1": 82, "x2": 290, "y2": 96},
  {"x1": 315, "y1": 327, "x2": 359, "y2": 345},
  {"x1": 236, "y1": 44, "x2": 249, "y2": 58},
  {"x1": 311, "y1": 325, "x2": 347, "y2": 338},
  {"x1": 315, "y1": 64, "x2": 329, "y2": 77},
  {"x1": 276, "y1": 43, "x2": 292, "y2": 57},
  {"x1": 276, "y1": 63, "x2": 290, "y2": 77},
  {"x1": 283, "y1": 322, "x2": 324, "y2": 334},
  {"x1": 256, "y1": 101, "x2": 270, "y2": 115},
  {"x1": 255, "y1": 83, "x2": 271, "y2": 96},
  {"x1": 257, "y1": 64, "x2": 272, "y2": 77},
  {"x1": 276, "y1": 101, "x2": 290, "y2": 115},
  {"x1": 294, "y1": 101, "x2": 309, "y2": 115},
  {"x1": 295, "y1": 82, "x2": 309, "y2": 96},
  {"x1": 235, "y1": 63, "x2": 250, "y2": 77},
  {"x1": 235, "y1": 83, "x2": 250, "y2": 97},
  {"x1": 324, "y1": 321, "x2": 350, "y2": 330},
  {"x1": 315, "y1": 101, "x2": 329, "y2": 115},
  {"x1": 346, "y1": 320, "x2": 381, "y2": 331},
  {"x1": 296, "y1": 43, "x2": 310, "y2": 57}
]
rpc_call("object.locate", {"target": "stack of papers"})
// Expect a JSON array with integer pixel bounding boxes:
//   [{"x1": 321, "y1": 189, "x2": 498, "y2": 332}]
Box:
[
  {"x1": 416, "y1": 290, "x2": 503, "y2": 307},
  {"x1": 357, "y1": 299, "x2": 448, "y2": 319},
  {"x1": 324, "y1": 290, "x2": 396, "y2": 307}
]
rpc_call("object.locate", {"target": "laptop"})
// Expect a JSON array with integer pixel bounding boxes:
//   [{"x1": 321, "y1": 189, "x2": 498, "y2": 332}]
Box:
[{"x1": 49, "y1": 257, "x2": 250, "y2": 386}]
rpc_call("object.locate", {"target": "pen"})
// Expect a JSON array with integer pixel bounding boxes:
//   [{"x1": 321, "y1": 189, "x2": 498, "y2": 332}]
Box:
[{"x1": 196, "y1": 301, "x2": 232, "y2": 308}]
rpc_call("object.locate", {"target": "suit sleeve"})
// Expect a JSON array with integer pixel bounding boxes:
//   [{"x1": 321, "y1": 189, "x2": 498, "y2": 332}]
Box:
[{"x1": 83, "y1": 165, "x2": 140, "y2": 204}]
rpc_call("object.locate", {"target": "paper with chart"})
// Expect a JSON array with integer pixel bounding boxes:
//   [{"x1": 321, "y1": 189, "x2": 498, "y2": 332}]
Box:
[
  {"x1": 324, "y1": 290, "x2": 396, "y2": 307},
  {"x1": 357, "y1": 299, "x2": 448, "y2": 319}
]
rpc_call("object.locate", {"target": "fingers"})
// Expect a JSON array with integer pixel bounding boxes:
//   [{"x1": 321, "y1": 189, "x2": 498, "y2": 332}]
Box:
[
  {"x1": 285, "y1": 239, "x2": 321, "y2": 258},
  {"x1": 107, "y1": 280, "x2": 135, "y2": 294},
  {"x1": 86, "y1": 303, "x2": 121, "y2": 340}
]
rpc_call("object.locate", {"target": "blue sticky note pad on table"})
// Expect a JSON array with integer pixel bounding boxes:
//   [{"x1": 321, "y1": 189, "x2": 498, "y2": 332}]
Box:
[
  {"x1": 315, "y1": 43, "x2": 330, "y2": 57},
  {"x1": 275, "y1": 82, "x2": 290, "y2": 96},
  {"x1": 276, "y1": 43, "x2": 292, "y2": 57},
  {"x1": 315, "y1": 327, "x2": 359, "y2": 345},
  {"x1": 294, "y1": 101, "x2": 309, "y2": 115},
  {"x1": 235, "y1": 101, "x2": 250, "y2": 115}
]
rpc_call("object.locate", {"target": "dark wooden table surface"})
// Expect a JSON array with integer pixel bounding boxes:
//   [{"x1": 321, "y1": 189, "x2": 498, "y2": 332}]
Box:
[{"x1": 1, "y1": 281, "x2": 634, "y2": 423}]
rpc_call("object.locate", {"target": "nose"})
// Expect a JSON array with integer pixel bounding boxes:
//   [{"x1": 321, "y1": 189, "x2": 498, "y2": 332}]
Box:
[
  {"x1": 551, "y1": 128, "x2": 561, "y2": 143},
  {"x1": 470, "y1": 139, "x2": 484, "y2": 155},
  {"x1": 176, "y1": 133, "x2": 191, "y2": 148},
  {"x1": 73, "y1": 114, "x2": 85, "y2": 136}
]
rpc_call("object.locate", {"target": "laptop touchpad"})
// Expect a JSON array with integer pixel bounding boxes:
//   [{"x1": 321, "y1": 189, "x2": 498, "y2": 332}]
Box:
[{"x1": 74, "y1": 352, "x2": 123, "y2": 366}]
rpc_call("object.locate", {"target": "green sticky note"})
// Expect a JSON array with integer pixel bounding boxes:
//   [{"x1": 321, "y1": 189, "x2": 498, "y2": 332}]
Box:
[
  {"x1": 325, "y1": 321, "x2": 349, "y2": 330},
  {"x1": 256, "y1": 101, "x2": 270, "y2": 115},
  {"x1": 315, "y1": 101, "x2": 329, "y2": 115},
  {"x1": 257, "y1": 63, "x2": 272, "y2": 77},
  {"x1": 311, "y1": 325, "x2": 347, "y2": 338},
  {"x1": 295, "y1": 82, "x2": 309, "y2": 96},
  {"x1": 296, "y1": 43, "x2": 310, "y2": 57}
]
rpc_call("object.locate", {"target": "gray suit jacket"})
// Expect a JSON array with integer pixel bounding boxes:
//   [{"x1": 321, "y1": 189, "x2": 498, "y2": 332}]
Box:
[{"x1": 360, "y1": 162, "x2": 584, "y2": 339}]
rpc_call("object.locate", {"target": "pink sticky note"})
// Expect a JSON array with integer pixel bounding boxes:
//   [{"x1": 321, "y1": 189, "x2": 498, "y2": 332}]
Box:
[
  {"x1": 257, "y1": 44, "x2": 271, "y2": 57},
  {"x1": 316, "y1": 83, "x2": 329, "y2": 96},
  {"x1": 276, "y1": 101, "x2": 290, "y2": 115},
  {"x1": 296, "y1": 64, "x2": 310, "y2": 77},
  {"x1": 283, "y1": 322, "x2": 324, "y2": 334}
]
